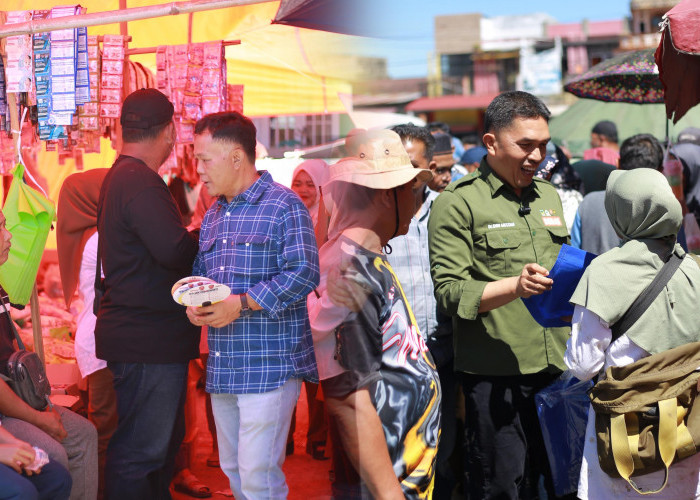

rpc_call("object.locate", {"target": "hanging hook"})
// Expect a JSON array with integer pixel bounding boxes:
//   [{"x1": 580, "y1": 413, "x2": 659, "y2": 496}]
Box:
[{"x1": 14, "y1": 107, "x2": 50, "y2": 199}]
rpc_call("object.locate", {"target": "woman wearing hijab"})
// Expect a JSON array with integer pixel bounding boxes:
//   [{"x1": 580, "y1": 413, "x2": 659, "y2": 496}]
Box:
[
  {"x1": 56, "y1": 168, "x2": 114, "y2": 500},
  {"x1": 291, "y1": 160, "x2": 329, "y2": 229},
  {"x1": 564, "y1": 168, "x2": 700, "y2": 499},
  {"x1": 536, "y1": 144, "x2": 584, "y2": 231},
  {"x1": 289, "y1": 159, "x2": 330, "y2": 459}
]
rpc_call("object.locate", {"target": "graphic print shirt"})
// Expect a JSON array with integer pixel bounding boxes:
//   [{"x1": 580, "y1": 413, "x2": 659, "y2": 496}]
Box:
[{"x1": 323, "y1": 236, "x2": 442, "y2": 499}]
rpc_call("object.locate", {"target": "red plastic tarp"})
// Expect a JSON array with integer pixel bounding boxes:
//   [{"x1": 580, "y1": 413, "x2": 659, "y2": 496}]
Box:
[{"x1": 655, "y1": 0, "x2": 700, "y2": 123}]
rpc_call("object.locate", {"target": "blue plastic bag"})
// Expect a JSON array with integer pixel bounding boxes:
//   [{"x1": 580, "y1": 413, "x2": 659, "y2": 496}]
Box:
[
  {"x1": 523, "y1": 244, "x2": 596, "y2": 327},
  {"x1": 535, "y1": 371, "x2": 592, "y2": 497}
]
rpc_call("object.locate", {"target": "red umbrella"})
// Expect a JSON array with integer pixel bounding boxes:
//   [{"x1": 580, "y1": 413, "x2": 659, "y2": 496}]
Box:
[{"x1": 655, "y1": 0, "x2": 700, "y2": 123}]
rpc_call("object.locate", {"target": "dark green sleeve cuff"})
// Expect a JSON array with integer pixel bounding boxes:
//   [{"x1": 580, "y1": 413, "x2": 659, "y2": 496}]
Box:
[{"x1": 457, "y1": 279, "x2": 488, "y2": 320}]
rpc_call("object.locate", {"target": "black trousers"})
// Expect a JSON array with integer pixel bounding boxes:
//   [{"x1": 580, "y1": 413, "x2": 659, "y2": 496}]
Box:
[
  {"x1": 432, "y1": 357, "x2": 459, "y2": 499},
  {"x1": 461, "y1": 372, "x2": 559, "y2": 500}
]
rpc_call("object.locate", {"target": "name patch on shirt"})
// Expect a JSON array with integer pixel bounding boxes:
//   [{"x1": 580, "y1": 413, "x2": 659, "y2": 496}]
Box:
[
  {"x1": 487, "y1": 222, "x2": 515, "y2": 229},
  {"x1": 542, "y1": 216, "x2": 563, "y2": 227}
]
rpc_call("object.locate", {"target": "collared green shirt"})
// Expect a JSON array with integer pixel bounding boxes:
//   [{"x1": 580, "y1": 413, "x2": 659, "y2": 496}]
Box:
[{"x1": 428, "y1": 159, "x2": 570, "y2": 376}]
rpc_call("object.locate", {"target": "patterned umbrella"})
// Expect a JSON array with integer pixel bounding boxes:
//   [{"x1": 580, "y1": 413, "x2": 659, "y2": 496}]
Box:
[{"x1": 564, "y1": 49, "x2": 664, "y2": 104}]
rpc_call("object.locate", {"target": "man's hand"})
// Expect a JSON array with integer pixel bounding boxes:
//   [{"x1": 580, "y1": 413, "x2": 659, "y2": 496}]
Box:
[
  {"x1": 515, "y1": 263, "x2": 553, "y2": 298},
  {"x1": 34, "y1": 408, "x2": 67, "y2": 443},
  {"x1": 326, "y1": 266, "x2": 369, "y2": 312},
  {"x1": 186, "y1": 294, "x2": 241, "y2": 328},
  {"x1": 0, "y1": 442, "x2": 35, "y2": 473}
]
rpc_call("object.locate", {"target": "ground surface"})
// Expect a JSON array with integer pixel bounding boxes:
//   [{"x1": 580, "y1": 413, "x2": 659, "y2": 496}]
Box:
[{"x1": 171, "y1": 385, "x2": 333, "y2": 500}]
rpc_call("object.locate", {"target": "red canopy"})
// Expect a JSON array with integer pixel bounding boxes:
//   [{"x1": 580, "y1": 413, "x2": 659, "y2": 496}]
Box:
[{"x1": 655, "y1": 0, "x2": 700, "y2": 123}]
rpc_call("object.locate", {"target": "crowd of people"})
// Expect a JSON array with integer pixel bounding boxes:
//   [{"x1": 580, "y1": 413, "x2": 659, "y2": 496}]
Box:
[{"x1": 1, "y1": 85, "x2": 700, "y2": 500}]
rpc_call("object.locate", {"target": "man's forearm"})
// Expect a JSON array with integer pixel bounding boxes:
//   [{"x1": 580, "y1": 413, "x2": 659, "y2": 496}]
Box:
[
  {"x1": 0, "y1": 379, "x2": 42, "y2": 425},
  {"x1": 478, "y1": 263, "x2": 553, "y2": 313},
  {"x1": 478, "y1": 276, "x2": 520, "y2": 312},
  {"x1": 326, "y1": 389, "x2": 404, "y2": 500}
]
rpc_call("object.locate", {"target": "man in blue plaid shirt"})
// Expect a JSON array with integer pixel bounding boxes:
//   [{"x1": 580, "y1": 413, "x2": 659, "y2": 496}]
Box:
[{"x1": 187, "y1": 112, "x2": 319, "y2": 499}]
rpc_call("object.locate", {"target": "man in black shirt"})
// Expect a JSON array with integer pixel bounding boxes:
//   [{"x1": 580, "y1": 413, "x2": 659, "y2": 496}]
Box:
[{"x1": 95, "y1": 89, "x2": 199, "y2": 500}]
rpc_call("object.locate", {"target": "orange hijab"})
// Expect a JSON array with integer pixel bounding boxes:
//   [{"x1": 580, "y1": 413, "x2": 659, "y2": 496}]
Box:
[{"x1": 56, "y1": 168, "x2": 109, "y2": 307}]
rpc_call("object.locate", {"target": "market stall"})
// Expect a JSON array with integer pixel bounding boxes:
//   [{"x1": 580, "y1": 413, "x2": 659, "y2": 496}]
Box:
[{"x1": 0, "y1": 0, "x2": 356, "y2": 379}]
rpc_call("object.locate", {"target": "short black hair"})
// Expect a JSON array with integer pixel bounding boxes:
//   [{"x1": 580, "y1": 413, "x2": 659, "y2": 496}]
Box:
[
  {"x1": 427, "y1": 121, "x2": 450, "y2": 135},
  {"x1": 592, "y1": 120, "x2": 618, "y2": 144},
  {"x1": 194, "y1": 112, "x2": 257, "y2": 161},
  {"x1": 484, "y1": 91, "x2": 550, "y2": 133},
  {"x1": 619, "y1": 134, "x2": 663, "y2": 171},
  {"x1": 391, "y1": 123, "x2": 436, "y2": 161},
  {"x1": 122, "y1": 121, "x2": 170, "y2": 144}
]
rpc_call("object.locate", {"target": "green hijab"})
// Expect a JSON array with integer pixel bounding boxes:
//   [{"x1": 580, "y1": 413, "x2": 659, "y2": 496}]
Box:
[{"x1": 570, "y1": 168, "x2": 700, "y2": 354}]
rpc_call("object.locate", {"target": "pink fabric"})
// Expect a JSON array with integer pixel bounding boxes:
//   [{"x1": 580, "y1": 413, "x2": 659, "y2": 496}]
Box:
[{"x1": 583, "y1": 147, "x2": 619, "y2": 165}]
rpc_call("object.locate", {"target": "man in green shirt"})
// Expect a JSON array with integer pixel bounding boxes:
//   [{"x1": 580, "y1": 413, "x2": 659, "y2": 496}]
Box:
[{"x1": 428, "y1": 91, "x2": 570, "y2": 499}]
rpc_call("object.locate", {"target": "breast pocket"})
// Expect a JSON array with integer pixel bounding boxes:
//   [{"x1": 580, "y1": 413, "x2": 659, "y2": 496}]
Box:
[
  {"x1": 485, "y1": 230, "x2": 521, "y2": 277},
  {"x1": 228, "y1": 234, "x2": 276, "y2": 280}
]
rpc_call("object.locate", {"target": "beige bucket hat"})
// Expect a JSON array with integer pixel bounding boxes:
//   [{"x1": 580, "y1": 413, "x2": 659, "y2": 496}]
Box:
[{"x1": 327, "y1": 129, "x2": 432, "y2": 189}]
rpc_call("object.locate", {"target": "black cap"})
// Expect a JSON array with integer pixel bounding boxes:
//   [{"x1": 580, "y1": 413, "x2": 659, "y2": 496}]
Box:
[
  {"x1": 432, "y1": 132, "x2": 453, "y2": 156},
  {"x1": 120, "y1": 88, "x2": 174, "y2": 129}
]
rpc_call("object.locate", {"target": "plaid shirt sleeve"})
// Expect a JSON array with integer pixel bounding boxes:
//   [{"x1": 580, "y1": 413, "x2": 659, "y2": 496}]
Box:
[{"x1": 248, "y1": 200, "x2": 320, "y2": 318}]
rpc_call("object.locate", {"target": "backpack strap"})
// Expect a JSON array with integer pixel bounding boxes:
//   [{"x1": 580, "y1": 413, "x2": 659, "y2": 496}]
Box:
[
  {"x1": 610, "y1": 397, "x2": 677, "y2": 494},
  {"x1": 611, "y1": 251, "x2": 684, "y2": 343},
  {"x1": 94, "y1": 232, "x2": 102, "y2": 314}
]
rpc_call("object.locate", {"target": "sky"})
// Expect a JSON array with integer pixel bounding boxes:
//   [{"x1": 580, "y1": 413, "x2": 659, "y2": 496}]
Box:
[{"x1": 358, "y1": 0, "x2": 632, "y2": 78}]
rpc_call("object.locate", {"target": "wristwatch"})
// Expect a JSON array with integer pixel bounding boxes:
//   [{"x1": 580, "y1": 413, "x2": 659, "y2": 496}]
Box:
[{"x1": 239, "y1": 293, "x2": 252, "y2": 317}]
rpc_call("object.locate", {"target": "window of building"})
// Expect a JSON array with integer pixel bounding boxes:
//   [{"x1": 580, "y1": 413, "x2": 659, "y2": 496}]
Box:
[{"x1": 267, "y1": 114, "x2": 339, "y2": 156}]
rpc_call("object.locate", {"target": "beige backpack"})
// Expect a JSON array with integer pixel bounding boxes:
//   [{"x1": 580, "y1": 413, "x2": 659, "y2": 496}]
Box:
[{"x1": 589, "y1": 253, "x2": 700, "y2": 494}]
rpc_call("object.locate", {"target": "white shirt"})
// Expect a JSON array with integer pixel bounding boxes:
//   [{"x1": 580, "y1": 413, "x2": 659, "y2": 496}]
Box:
[
  {"x1": 74, "y1": 232, "x2": 107, "y2": 378},
  {"x1": 565, "y1": 304, "x2": 700, "y2": 499},
  {"x1": 385, "y1": 189, "x2": 438, "y2": 340}
]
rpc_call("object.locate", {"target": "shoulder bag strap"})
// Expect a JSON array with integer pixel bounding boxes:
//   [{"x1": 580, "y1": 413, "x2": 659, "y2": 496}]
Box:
[
  {"x1": 611, "y1": 251, "x2": 684, "y2": 343},
  {"x1": 93, "y1": 163, "x2": 112, "y2": 314},
  {"x1": 94, "y1": 234, "x2": 102, "y2": 298},
  {"x1": 0, "y1": 286, "x2": 25, "y2": 351}
]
